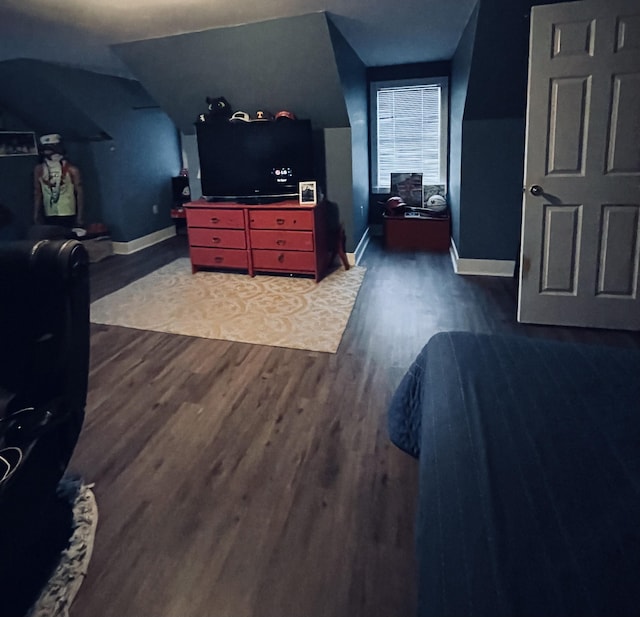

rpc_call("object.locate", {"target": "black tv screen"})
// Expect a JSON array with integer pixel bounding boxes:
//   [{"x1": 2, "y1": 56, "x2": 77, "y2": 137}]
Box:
[{"x1": 196, "y1": 119, "x2": 314, "y2": 203}]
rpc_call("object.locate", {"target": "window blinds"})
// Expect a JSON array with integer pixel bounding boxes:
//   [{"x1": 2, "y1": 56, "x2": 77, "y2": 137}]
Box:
[{"x1": 376, "y1": 84, "x2": 441, "y2": 189}]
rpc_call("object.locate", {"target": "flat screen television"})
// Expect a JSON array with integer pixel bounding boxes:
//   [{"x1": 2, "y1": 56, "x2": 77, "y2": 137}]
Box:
[{"x1": 196, "y1": 119, "x2": 314, "y2": 203}]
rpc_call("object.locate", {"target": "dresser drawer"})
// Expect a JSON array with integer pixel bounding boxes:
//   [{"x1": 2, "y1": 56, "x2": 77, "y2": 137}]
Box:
[
  {"x1": 189, "y1": 228, "x2": 246, "y2": 249},
  {"x1": 190, "y1": 247, "x2": 248, "y2": 269},
  {"x1": 249, "y1": 229, "x2": 313, "y2": 251},
  {"x1": 187, "y1": 208, "x2": 245, "y2": 229},
  {"x1": 249, "y1": 210, "x2": 313, "y2": 231},
  {"x1": 252, "y1": 250, "x2": 316, "y2": 272}
]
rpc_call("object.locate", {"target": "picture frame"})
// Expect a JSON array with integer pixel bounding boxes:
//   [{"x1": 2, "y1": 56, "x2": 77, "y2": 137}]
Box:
[
  {"x1": 423, "y1": 184, "x2": 447, "y2": 202},
  {"x1": 299, "y1": 181, "x2": 317, "y2": 205},
  {"x1": 0, "y1": 131, "x2": 38, "y2": 157},
  {"x1": 390, "y1": 172, "x2": 423, "y2": 207}
]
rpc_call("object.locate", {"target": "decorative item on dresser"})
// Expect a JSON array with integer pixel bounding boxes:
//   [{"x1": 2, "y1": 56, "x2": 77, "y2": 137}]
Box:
[{"x1": 185, "y1": 199, "x2": 331, "y2": 282}]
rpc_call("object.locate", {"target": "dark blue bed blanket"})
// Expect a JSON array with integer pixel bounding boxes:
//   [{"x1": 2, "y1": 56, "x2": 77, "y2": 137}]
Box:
[{"x1": 388, "y1": 331, "x2": 640, "y2": 617}]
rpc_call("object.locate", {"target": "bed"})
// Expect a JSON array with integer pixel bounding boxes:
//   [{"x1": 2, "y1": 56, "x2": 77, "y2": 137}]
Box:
[{"x1": 388, "y1": 331, "x2": 640, "y2": 617}]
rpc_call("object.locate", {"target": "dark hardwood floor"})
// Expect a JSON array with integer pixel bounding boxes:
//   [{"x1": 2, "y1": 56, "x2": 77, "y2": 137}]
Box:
[{"x1": 69, "y1": 234, "x2": 640, "y2": 617}]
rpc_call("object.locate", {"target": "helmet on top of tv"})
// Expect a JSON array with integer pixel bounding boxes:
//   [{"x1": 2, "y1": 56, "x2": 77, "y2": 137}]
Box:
[
  {"x1": 275, "y1": 110, "x2": 297, "y2": 121},
  {"x1": 254, "y1": 110, "x2": 274, "y2": 121},
  {"x1": 230, "y1": 111, "x2": 251, "y2": 122}
]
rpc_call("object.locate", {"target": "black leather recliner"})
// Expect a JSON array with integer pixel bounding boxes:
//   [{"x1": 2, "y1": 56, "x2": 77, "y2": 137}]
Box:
[{"x1": 0, "y1": 239, "x2": 90, "y2": 616}]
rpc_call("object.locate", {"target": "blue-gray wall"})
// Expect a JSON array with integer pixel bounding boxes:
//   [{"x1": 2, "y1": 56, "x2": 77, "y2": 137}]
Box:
[
  {"x1": 327, "y1": 19, "x2": 369, "y2": 251},
  {"x1": 83, "y1": 106, "x2": 181, "y2": 242},
  {"x1": 454, "y1": 0, "x2": 532, "y2": 260},
  {"x1": 449, "y1": 4, "x2": 479, "y2": 257},
  {"x1": 4, "y1": 4, "x2": 570, "y2": 254},
  {"x1": 0, "y1": 129, "x2": 36, "y2": 241},
  {"x1": 0, "y1": 60, "x2": 181, "y2": 242},
  {"x1": 450, "y1": 0, "x2": 568, "y2": 261},
  {"x1": 113, "y1": 12, "x2": 365, "y2": 250},
  {"x1": 0, "y1": 13, "x2": 367, "y2": 249}
]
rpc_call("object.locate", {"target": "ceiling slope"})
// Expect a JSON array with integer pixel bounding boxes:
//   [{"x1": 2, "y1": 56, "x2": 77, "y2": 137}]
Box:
[
  {"x1": 0, "y1": 59, "x2": 159, "y2": 141},
  {"x1": 0, "y1": 59, "x2": 107, "y2": 140},
  {"x1": 113, "y1": 13, "x2": 351, "y2": 134}
]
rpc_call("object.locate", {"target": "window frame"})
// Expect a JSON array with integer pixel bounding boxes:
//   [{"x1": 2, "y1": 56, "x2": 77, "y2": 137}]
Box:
[{"x1": 369, "y1": 76, "x2": 449, "y2": 194}]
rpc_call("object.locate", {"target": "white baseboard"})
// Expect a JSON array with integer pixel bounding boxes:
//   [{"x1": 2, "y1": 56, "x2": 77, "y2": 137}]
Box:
[
  {"x1": 352, "y1": 227, "x2": 370, "y2": 266},
  {"x1": 112, "y1": 226, "x2": 176, "y2": 255},
  {"x1": 450, "y1": 239, "x2": 515, "y2": 277},
  {"x1": 112, "y1": 225, "x2": 364, "y2": 265}
]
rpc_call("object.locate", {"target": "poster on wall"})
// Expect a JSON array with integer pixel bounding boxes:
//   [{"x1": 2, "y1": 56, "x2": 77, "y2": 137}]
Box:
[{"x1": 0, "y1": 131, "x2": 38, "y2": 157}]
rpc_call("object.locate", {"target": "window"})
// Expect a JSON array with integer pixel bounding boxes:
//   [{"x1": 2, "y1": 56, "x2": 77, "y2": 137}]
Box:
[{"x1": 370, "y1": 77, "x2": 448, "y2": 193}]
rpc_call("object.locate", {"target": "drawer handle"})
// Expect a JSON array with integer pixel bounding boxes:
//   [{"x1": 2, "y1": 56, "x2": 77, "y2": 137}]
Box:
[
  {"x1": 214, "y1": 256, "x2": 224, "y2": 264},
  {"x1": 276, "y1": 239, "x2": 286, "y2": 246},
  {"x1": 210, "y1": 217, "x2": 220, "y2": 224},
  {"x1": 276, "y1": 218, "x2": 285, "y2": 225},
  {"x1": 212, "y1": 236, "x2": 221, "y2": 244},
  {"x1": 277, "y1": 253, "x2": 285, "y2": 263}
]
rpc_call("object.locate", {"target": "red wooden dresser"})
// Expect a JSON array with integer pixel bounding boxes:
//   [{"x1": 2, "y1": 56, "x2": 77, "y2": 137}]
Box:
[{"x1": 185, "y1": 199, "x2": 330, "y2": 281}]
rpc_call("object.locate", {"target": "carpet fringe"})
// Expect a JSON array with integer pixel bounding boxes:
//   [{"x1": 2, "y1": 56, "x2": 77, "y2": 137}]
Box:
[{"x1": 28, "y1": 479, "x2": 98, "y2": 617}]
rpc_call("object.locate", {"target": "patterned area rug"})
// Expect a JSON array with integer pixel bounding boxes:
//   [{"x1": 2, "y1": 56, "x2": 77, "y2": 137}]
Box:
[
  {"x1": 28, "y1": 478, "x2": 98, "y2": 617},
  {"x1": 90, "y1": 259, "x2": 366, "y2": 353}
]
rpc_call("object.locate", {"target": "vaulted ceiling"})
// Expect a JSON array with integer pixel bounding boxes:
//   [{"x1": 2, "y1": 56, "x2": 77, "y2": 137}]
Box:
[{"x1": 0, "y1": 0, "x2": 477, "y2": 76}]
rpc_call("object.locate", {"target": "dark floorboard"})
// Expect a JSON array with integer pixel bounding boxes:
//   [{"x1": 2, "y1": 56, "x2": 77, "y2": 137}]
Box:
[{"x1": 69, "y1": 233, "x2": 640, "y2": 617}]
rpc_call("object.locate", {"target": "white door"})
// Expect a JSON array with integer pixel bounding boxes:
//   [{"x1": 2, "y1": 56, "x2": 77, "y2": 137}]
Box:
[{"x1": 518, "y1": 0, "x2": 640, "y2": 330}]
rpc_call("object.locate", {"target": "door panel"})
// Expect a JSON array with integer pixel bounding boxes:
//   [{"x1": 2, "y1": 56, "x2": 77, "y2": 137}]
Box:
[
  {"x1": 552, "y1": 19, "x2": 595, "y2": 58},
  {"x1": 597, "y1": 205, "x2": 640, "y2": 296},
  {"x1": 541, "y1": 205, "x2": 582, "y2": 294},
  {"x1": 614, "y1": 14, "x2": 640, "y2": 53},
  {"x1": 547, "y1": 77, "x2": 590, "y2": 175},
  {"x1": 607, "y1": 73, "x2": 640, "y2": 174},
  {"x1": 518, "y1": 0, "x2": 640, "y2": 330}
]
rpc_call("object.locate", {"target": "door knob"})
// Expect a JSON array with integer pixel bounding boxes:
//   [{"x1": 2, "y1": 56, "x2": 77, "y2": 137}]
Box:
[{"x1": 530, "y1": 185, "x2": 544, "y2": 196}]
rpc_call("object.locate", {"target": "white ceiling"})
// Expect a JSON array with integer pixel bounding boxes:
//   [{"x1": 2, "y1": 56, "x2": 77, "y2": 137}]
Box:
[{"x1": 0, "y1": 0, "x2": 477, "y2": 76}]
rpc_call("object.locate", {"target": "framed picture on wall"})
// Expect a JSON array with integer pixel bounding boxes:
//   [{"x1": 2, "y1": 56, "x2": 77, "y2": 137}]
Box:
[
  {"x1": 299, "y1": 181, "x2": 317, "y2": 205},
  {"x1": 0, "y1": 131, "x2": 38, "y2": 157}
]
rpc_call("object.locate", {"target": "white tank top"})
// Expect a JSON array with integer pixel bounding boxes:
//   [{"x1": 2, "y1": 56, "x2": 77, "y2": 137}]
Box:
[{"x1": 39, "y1": 160, "x2": 76, "y2": 217}]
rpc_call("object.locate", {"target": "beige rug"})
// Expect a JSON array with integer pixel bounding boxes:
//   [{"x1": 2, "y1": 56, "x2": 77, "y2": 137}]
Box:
[{"x1": 90, "y1": 259, "x2": 366, "y2": 353}]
